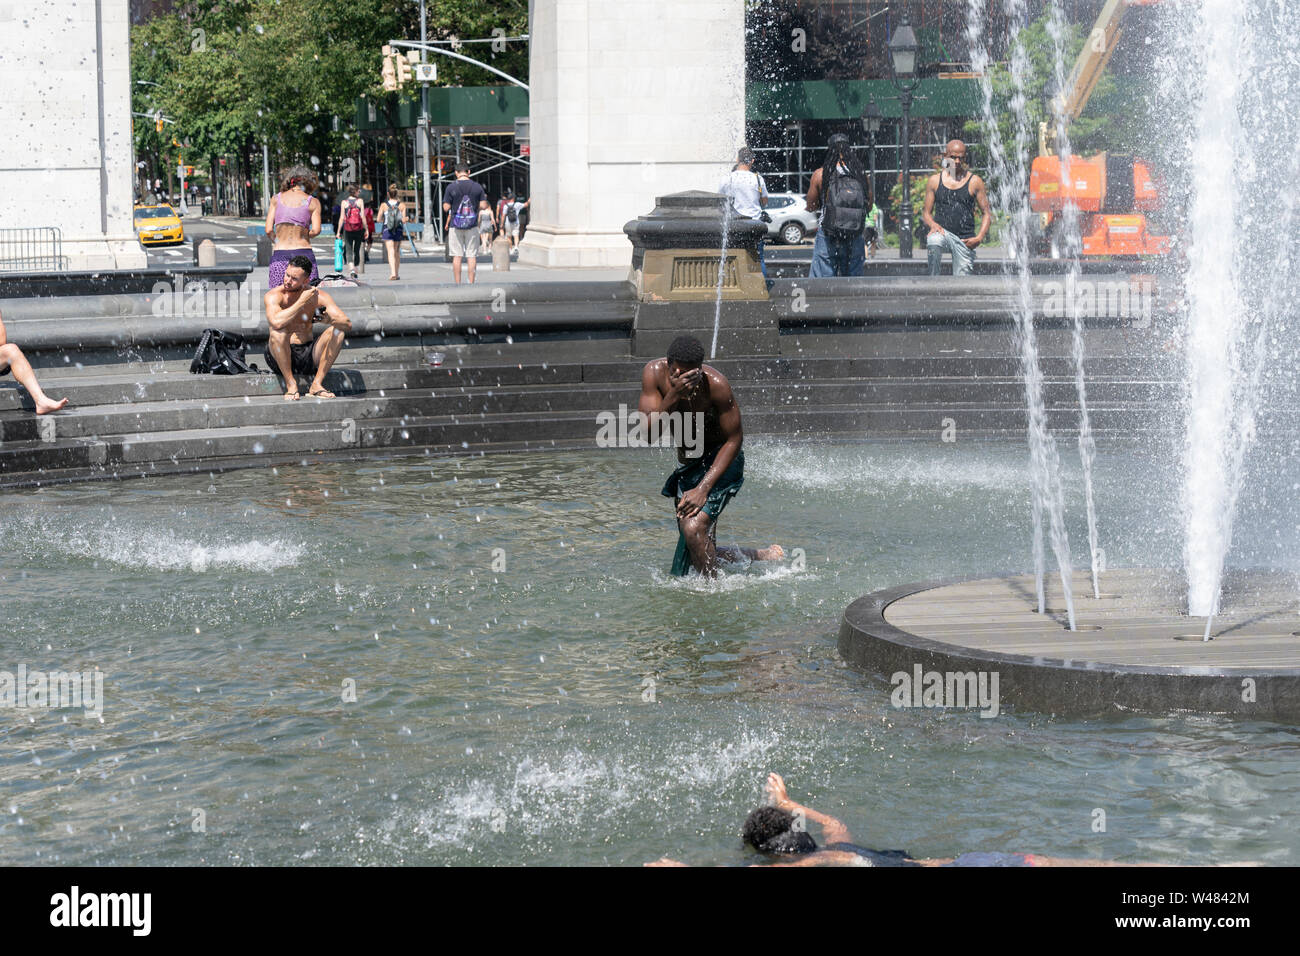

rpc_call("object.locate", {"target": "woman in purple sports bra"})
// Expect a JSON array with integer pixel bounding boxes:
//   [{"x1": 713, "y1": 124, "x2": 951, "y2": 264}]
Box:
[{"x1": 264, "y1": 165, "x2": 322, "y2": 288}]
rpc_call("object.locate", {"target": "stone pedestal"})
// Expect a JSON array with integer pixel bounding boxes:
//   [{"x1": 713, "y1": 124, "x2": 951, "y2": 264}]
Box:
[
  {"x1": 0, "y1": 0, "x2": 145, "y2": 272},
  {"x1": 624, "y1": 191, "x2": 775, "y2": 357},
  {"x1": 518, "y1": 0, "x2": 746, "y2": 268}
]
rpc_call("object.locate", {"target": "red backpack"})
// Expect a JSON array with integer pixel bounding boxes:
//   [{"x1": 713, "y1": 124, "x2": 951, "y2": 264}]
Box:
[{"x1": 343, "y1": 198, "x2": 364, "y2": 231}]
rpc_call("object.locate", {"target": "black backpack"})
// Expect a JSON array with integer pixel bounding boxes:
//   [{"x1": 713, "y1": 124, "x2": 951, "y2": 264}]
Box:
[
  {"x1": 823, "y1": 171, "x2": 867, "y2": 239},
  {"x1": 190, "y1": 329, "x2": 259, "y2": 374}
]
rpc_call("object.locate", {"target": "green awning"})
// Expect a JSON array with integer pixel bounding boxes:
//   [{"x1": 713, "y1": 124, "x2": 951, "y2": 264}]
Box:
[{"x1": 747, "y1": 78, "x2": 983, "y2": 123}]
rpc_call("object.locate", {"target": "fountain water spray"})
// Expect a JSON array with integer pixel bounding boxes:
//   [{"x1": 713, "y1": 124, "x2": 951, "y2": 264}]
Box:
[
  {"x1": 968, "y1": 0, "x2": 1076, "y2": 629},
  {"x1": 1046, "y1": 0, "x2": 1102, "y2": 600},
  {"x1": 711, "y1": 200, "x2": 734, "y2": 359}
]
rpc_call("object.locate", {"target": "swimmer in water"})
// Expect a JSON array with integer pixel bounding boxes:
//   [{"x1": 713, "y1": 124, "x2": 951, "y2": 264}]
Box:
[
  {"x1": 639, "y1": 335, "x2": 783, "y2": 577},
  {"x1": 647, "y1": 773, "x2": 1201, "y2": 867}
]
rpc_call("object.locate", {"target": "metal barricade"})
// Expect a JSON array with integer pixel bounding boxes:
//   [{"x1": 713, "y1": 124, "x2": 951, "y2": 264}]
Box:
[{"x1": 0, "y1": 227, "x2": 68, "y2": 272}]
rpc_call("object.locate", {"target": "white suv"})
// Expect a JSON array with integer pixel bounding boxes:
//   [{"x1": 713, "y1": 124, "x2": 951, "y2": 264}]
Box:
[{"x1": 763, "y1": 192, "x2": 819, "y2": 245}]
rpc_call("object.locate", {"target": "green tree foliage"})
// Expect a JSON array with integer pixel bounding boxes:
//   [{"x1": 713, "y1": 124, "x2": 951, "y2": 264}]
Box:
[
  {"x1": 131, "y1": 0, "x2": 528, "y2": 169},
  {"x1": 962, "y1": 11, "x2": 1142, "y2": 189}
]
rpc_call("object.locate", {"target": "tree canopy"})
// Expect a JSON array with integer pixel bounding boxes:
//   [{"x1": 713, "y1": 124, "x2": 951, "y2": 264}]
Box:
[{"x1": 131, "y1": 0, "x2": 528, "y2": 167}]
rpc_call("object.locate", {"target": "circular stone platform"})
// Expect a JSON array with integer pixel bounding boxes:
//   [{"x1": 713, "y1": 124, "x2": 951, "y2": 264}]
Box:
[{"x1": 839, "y1": 568, "x2": 1300, "y2": 721}]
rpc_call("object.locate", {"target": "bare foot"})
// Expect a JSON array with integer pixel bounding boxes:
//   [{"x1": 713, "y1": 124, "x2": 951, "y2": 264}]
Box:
[
  {"x1": 35, "y1": 397, "x2": 68, "y2": 414},
  {"x1": 283, "y1": 389, "x2": 300, "y2": 402},
  {"x1": 308, "y1": 386, "x2": 335, "y2": 399},
  {"x1": 764, "y1": 772, "x2": 791, "y2": 808},
  {"x1": 755, "y1": 544, "x2": 785, "y2": 561}
]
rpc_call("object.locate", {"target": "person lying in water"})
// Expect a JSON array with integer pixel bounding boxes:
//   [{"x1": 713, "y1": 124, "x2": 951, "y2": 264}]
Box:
[
  {"x1": 647, "y1": 772, "x2": 1175, "y2": 867},
  {"x1": 638, "y1": 334, "x2": 782, "y2": 577},
  {"x1": 0, "y1": 307, "x2": 69, "y2": 414}
]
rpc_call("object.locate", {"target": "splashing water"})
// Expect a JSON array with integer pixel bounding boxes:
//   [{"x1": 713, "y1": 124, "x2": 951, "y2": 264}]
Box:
[
  {"x1": 1173, "y1": 0, "x2": 1300, "y2": 625},
  {"x1": 1046, "y1": 0, "x2": 1102, "y2": 600},
  {"x1": 711, "y1": 200, "x2": 734, "y2": 358},
  {"x1": 969, "y1": 0, "x2": 1076, "y2": 629}
]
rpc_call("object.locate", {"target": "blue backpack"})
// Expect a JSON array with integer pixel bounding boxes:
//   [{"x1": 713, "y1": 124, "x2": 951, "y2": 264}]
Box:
[{"x1": 451, "y1": 194, "x2": 477, "y2": 229}]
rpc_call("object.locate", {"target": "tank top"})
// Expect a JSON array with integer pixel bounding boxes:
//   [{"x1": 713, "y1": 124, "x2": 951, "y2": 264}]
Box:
[
  {"x1": 932, "y1": 173, "x2": 976, "y2": 239},
  {"x1": 273, "y1": 191, "x2": 313, "y2": 228}
]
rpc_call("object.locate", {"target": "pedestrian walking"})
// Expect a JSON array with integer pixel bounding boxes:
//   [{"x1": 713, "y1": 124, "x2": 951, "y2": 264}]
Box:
[
  {"x1": 478, "y1": 201, "x2": 496, "y2": 253},
  {"x1": 378, "y1": 186, "x2": 406, "y2": 281},
  {"x1": 336, "y1": 185, "x2": 368, "y2": 278},
  {"x1": 442, "y1": 162, "x2": 489, "y2": 283},
  {"x1": 499, "y1": 189, "x2": 530, "y2": 254}
]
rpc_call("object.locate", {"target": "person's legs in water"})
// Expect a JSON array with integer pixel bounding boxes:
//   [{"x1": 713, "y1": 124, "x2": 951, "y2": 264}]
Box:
[
  {"x1": 0, "y1": 343, "x2": 68, "y2": 414},
  {"x1": 809, "y1": 229, "x2": 833, "y2": 278},
  {"x1": 715, "y1": 541, "x2": 784, "y2": 565}
]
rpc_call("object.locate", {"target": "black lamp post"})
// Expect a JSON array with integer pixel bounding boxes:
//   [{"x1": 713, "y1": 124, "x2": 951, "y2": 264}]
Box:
[
  {"x1": 887, "y1": 13, "x2": 921, "y2": 259},
  {"x1": 860, "y1": 96, "x2": 882, "y2": 214}
]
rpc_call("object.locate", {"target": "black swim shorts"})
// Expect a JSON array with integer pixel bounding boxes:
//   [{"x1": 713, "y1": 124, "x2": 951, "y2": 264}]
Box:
[{"x1": 269, "y1": 341, "x2": 317, "y2": 377}]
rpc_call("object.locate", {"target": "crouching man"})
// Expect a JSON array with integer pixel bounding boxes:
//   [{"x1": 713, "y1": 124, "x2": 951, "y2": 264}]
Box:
[{"x1": 262, "y1": 254, "x2": 352, "y2": 400}]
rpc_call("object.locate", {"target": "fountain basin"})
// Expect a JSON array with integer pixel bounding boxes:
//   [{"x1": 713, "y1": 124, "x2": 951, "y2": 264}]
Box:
[{"x1": 840, "y1": 568, "x2": 1300, "y2": 721}]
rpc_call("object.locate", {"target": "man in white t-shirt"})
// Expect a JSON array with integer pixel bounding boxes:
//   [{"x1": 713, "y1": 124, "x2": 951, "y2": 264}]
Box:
[{"x1": 717, "y1": 147, "x2": 769, "y2": 275}]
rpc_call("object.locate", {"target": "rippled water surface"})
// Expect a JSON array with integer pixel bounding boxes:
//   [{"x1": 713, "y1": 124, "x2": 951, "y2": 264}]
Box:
[{"x1": 1, "y1": 441, "x2": 1297, "y2": 865}]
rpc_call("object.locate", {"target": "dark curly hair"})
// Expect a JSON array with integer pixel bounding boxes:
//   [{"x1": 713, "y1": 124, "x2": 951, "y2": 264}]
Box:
[
  {"x1": 742, "y1": 806, "x2": 818, "y2": 854},
  {"x1": 666, "y1": 335, "x2": 705, "y2": 368}
]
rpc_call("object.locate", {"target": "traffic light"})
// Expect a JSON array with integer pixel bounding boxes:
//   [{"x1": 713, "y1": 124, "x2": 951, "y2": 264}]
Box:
[
  {"x1": 397, "y1": 51, "x2": 415, "y2": 87},
  {"x1": 185, "y1": 166, "x2": 194, "y2": 177},
  {"x1": 381, "y1": 45, "x2": 397, "y2": 91}
]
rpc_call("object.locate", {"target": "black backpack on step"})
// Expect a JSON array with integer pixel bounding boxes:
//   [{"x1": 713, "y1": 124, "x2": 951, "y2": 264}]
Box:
[{"x1": 190, "y1": 329, "x2": 260, "y2": 374}]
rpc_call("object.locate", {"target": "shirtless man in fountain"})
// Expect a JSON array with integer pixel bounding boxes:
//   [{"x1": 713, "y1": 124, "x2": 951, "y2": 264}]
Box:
[
  {"x1": 638, "y1": 335, "x2": 783, "y2": 577},
  {"x1": 648, "y1": 773, "x2": 1241, "y2": 867}
]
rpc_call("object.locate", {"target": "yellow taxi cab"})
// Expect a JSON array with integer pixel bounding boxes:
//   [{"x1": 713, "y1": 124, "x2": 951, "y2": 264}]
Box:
[{"x1": 133, "y1": 204, "x2": 185, "y2": 245}]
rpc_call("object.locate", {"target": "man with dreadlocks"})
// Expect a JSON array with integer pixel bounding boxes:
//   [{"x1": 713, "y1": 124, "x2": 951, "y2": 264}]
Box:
[{"x1": 804, "y1": 133, "x2": 870, "y2": 278}]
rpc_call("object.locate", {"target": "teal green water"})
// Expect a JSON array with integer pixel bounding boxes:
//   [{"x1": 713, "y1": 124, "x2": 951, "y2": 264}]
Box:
[{"x1": 1, "y1": 441, "x2": 1297, "y2": 865}]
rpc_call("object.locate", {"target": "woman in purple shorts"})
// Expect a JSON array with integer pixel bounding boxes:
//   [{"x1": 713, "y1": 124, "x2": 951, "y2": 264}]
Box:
[{"x1": 264, "y1": 165, "x2": 322, "y2": 288}]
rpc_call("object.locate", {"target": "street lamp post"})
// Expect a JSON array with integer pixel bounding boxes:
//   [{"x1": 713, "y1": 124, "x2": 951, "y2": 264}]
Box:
[
  {"x1": 860, "y1": 96, "x2": 882, "y2": 213},
  {"x1": 419, "y1": 0, "x2": 432, "y2": 243},
  {"x1": 887, "y1": 14, "x2": 921, "y2": 259}
]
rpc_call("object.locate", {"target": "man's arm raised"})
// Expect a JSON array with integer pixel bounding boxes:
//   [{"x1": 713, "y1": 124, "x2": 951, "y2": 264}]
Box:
[
  {"x1": 676, "y1": 369, "x2": 742, "y2": 518},
  {"x1": 264, "y1": 287, "x2": 317, "y2": 331}
]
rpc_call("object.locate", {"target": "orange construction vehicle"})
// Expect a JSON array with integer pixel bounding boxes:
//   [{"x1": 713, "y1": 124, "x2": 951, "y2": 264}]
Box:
[{"x1": 1029, "y1": 0, "x2": 1167, "y2": 257}]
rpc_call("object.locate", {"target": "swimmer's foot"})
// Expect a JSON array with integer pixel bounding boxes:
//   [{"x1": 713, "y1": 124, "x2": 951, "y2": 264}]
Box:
[
  {"x1": 755, "y1": 544, "x2": 785, "y2": 562},
  {"x1": 35, "y1": 397, "x2": 69, "y2": 414}
]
